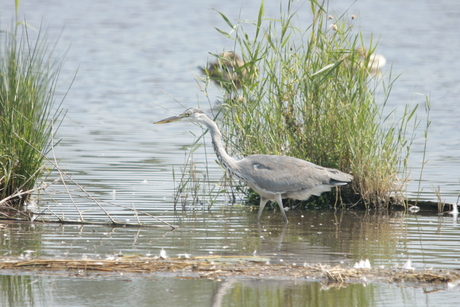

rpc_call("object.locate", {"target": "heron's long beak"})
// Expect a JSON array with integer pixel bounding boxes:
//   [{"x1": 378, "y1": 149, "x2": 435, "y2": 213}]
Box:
[{"x1": 153, "y1": 115, "x2": 181, "y2": 124}]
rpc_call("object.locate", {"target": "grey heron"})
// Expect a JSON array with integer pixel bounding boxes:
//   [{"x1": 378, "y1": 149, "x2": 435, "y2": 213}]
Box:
[
  {"x1": 154, "y1": 108, "x2": 353, "y2": 223},
  {"x1": 199, "y1": 51, "x2": 249, "y2": 90}
]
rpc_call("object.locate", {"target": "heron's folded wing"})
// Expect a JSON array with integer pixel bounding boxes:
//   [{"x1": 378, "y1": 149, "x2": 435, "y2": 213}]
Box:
[{"x1": 236, "y1": 155, "x2": 333, "y2": 193}]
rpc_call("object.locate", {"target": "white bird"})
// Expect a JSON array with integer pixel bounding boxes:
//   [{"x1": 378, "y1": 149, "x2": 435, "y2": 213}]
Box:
[
  {"x1": 154, "y1": 108, "x2": 353, "y2": 223},
  {"x1": 357, "y1": 47, "x2": 386, "y2": 75},
  {"x1": 159, "y1": 248, "x2": 168, "y2": 259}
]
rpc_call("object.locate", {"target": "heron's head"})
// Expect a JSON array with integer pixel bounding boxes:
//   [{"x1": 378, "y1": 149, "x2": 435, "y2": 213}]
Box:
[{"x1": 154, "y1": 108, "x2": 208, "y2": 125}]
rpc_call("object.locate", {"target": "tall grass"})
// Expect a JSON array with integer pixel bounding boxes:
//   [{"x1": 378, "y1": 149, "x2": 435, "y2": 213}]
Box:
[
  {"x1": 0, "y1": 18, "x2": 65, "y2": 209},
  {"x1": 207, "y1": 1, "x2": 418, "y2": 208}
]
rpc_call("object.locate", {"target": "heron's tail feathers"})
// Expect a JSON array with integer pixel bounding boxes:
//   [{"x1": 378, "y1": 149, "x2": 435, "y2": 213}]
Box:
[{"x1": 326, "y1": 168, "x2": 353, "y2": 184}]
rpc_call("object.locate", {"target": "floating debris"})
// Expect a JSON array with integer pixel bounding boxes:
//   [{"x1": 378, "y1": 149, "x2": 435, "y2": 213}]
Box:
[
  {"x1": 159, "y1": 249, "x2": 168, "y2": 259},
  {"x1": 1, "y1": 255, "x2": 459, "y2": 287},
  {"x1": 449, "y1": 204, "x2": 458, "y2": 216},
  {"x1": 403, "y1": 259, "x2": 414, "y2": 270},
  {"x1": 354, "y1": 259, "x2": 371, "y2": 269}
]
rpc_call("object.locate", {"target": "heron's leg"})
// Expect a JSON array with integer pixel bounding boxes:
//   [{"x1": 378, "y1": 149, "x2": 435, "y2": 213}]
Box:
[
  {"x1": 275, "y1": 194, "x2": 289, "y2": 224},
  {"x1": 257, "y1": 197, "x2": 269, "y2": 221}
]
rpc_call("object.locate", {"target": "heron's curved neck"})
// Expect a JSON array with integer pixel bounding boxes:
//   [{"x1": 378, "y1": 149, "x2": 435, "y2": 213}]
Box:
[{"x1": 203, "y1": 117, "x2": 238, "y2": 172}]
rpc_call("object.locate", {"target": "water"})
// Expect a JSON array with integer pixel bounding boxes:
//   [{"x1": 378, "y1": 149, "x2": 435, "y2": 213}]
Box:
[
  {"x1": 2, "y1": 275, "x2": 459, "y2": 307},
  {"x1": 2, "y1": 211, "x2": 460, "y2": 306},
  {"x1": 2, "y1": 211, "x2": 460, "y2": 268},
  {"x1": 1, "y1": 0, "x2": 460, "y2": 306}
]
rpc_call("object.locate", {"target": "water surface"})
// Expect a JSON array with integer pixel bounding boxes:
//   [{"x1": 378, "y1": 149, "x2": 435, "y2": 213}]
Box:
[{"x1": 1, "y1": 0, "x2": 460, "y2": 306}]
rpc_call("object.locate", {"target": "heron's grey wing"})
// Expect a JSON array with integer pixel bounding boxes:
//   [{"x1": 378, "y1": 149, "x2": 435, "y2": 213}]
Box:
[{"x1": 235, "y1": 154, "x2": 338, "y2": 193}]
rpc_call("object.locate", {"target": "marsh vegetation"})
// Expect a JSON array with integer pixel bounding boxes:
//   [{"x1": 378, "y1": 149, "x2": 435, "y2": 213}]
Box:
[
  {"x1": 195, "y1": 1, "x2": 424, "y2": 210},
  {"x1": 0, "y1": 15, "x2": 65, "y2": 211}
]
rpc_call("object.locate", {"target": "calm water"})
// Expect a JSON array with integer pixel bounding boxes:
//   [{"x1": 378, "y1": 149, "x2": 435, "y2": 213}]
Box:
[{"x1": 1, "y1": 0, "x2": 460, "y2": 306}]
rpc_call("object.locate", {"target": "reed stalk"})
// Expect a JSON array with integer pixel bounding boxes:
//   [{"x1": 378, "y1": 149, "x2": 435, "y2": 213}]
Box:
[
  {"x1": 207, "y1": 0, "x2": 419, "y2": 209},
  {"x1": 0, "y1": 16, "x2": 65, "y2": 209}
]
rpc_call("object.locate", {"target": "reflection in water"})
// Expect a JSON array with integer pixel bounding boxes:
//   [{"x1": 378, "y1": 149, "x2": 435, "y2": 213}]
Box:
[
  {"x1": 212, "y1": 279, "x2": 237, "y2": 307},
  {"x1": 0, "y1": 222, "x2": 43, "y2": 257},
  {"x1": 1, "y1": 272, "x2": 459, "y2": 307},
  {"x1": 0, "y1": 275, "x2": 46, "y2": 307},
  {"x1": 1, "y1": 205, "x2": 459, "y2": 307},
  {"x1": 1, "y1": 210, "x2": 459, "y2": 268},
  {"x1": 247, "y1": 211, "x2": 406, "y2": 267},
  {"x1": 2, "y1": 0, "x2": 460, "y2": 305},
  {"x1": 214, "y1": 280, "x2": 377, "y2": 307}
]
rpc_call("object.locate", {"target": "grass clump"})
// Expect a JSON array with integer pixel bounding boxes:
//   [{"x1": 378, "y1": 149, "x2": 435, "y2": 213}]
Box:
[
  {"x1": 204, "y1": 0, "x2": 417, "y2": 209},
  {"x1": 0, "y1": 18, "x2": 65, "y2": 209}
]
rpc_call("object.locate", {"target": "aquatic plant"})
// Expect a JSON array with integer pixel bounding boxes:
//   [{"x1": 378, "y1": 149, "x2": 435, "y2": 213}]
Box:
[
  {"x1": 172, "y1": 138, "x2": 220, "y2": 210},
  {"x1": 200, "y1": 0, "x2": 419, "y2": 209},
  {"x1": 0, "y1": 16, "x2": 65, "y2": 209}
]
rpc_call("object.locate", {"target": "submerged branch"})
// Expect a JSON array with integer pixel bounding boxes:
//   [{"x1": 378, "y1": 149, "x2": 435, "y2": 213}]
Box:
[{"x1": 0, "y1": 177, "x2": 61, "y2": 207}]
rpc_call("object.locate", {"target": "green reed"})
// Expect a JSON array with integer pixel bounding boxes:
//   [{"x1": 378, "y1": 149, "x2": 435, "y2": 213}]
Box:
[
  {"x1": 0, "y1": 18, "x2": 65, "y2": 208},
  {"x1": 206, "y1": 0, "x2": 419, "y2": 209}
]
